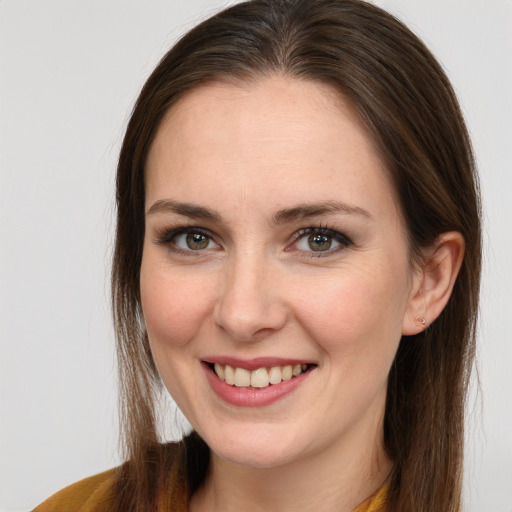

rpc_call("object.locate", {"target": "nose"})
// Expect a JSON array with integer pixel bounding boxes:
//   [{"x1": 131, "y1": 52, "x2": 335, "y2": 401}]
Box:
[{"x1": 213, "y1": 251, "x2": 288, "y2": 342}]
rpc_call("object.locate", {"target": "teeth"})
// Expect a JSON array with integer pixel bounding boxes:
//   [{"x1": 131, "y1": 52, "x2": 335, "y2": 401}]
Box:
[
  {"x1": 214, "y1": 363, "x2": 224, "y2": 381},
  {"x1": 251, "y1": 368, "x2": 269, "y2": 388},
  {"x1": 234, "y1": 367, "x2": 251, "y2": 387},
  {"x1": 224, "y1": 364, "x2": 235, "y2": 385},
  {"x1": 282, "y1": 365, "x2": 293, "y2": 381},
  {"x1": 213, "y1": 363, "x2": 310, "y2": 388},
  {"x1": 268, "y1": 366, "x2": 282, "y2": 384}
]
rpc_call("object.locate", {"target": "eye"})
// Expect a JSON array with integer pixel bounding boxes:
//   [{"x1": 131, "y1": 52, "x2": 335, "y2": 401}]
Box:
[
  {"x1": 298, "y1": 233, "x2": 336, "y2": 252},
  {"x1": 155, "y1": 227, "x2": 220, "y2": 253},
  {"x1": 174, "y1": 231, "x2": 214, "y2": 250},
  {"x1": 291, "y1": 227, "x2": 352, "y2": 255}
]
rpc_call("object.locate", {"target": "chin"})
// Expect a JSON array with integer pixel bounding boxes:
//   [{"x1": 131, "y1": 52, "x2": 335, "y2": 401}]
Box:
[
  {"x1": 199, "y1": 423, "x2": 312, "y2": 470},
  {"x1": 215, "y1": 444, "x2": 299, "y2": 470}
]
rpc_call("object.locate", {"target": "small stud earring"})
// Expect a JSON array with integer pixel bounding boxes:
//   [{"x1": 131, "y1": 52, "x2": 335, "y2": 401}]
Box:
[{"x1": 416, "y1": 317, "x2": 427, "y2": 328}]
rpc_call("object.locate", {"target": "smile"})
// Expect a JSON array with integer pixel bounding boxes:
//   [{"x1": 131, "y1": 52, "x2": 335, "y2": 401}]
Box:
[
  {"x1": 203, "y1": 359, "x2": 316, "y2": 407},
  {"x1": 212, "y1": 363, "x2": 311, "y2": 388}
]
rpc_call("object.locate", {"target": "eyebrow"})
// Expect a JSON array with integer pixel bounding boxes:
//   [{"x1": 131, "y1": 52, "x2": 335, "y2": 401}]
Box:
[
  {"x1": 272, "y1": 200, "x2": 372, "y2": 224},
  {"x1": 147, "y1": 199, "x2": 222, "y2": 221},
  {"x1": 147, "y1": 199, "x2": 372, "y2": 223}
]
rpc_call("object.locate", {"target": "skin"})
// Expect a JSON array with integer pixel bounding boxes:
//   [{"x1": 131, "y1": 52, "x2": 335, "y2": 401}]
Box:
[{"x1": 140, "y1": 77, "x2": 463, "y2": 511}]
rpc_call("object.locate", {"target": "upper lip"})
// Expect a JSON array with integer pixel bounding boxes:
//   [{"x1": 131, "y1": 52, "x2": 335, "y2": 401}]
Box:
[{"x1": 202, "y1": 356, "x2": 316, "y2": 370}]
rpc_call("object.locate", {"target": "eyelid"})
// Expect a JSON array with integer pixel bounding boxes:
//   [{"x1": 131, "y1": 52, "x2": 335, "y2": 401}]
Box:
[
  {"x1": 152, "y1": 224, "x2": 352, "y2": 256},
  {"x1": 287, "y1": 226, "x2": 353, "y2": 255},
  {"x1": 153, "y1": 225, "x2": 221, "y2": 253}
]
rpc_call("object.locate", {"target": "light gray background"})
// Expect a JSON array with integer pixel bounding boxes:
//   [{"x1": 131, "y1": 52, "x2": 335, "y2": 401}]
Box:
[{"x1": 1, "y1": 1, "x2": 510, "y2": 511}]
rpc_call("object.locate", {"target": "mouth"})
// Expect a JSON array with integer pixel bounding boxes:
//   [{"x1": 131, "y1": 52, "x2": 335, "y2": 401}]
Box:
[{"x1": 205, "y1": 361, "x2": 316, "y2": 389}]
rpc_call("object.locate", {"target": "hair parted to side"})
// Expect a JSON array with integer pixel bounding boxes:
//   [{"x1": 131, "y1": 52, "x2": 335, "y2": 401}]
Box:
[{"x1": 111, "y1": 1, "x2": 481, "y2": 510}]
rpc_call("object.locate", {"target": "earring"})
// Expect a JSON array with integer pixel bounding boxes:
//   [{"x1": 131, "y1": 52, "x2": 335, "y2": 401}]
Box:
[{"x1": 416, "y1": 317, "x2": 427, "y2": 328}]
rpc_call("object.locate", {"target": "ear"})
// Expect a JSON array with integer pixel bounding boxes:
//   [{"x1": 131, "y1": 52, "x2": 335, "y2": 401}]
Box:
[{"x1": 402, "y1": 231, "x2": 465, "y2": 335}]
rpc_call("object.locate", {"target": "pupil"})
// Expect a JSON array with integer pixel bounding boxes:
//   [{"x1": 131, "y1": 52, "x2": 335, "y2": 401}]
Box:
[
  {"x1": 186, "y1": 233, "x2": 208, "y2": 250},
  {"x1": 308, "y1": 233, "x2": 331, "y2": 251}
]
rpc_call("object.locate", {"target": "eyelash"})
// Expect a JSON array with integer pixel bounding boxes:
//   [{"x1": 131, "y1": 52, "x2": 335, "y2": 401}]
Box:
[
  {"x1": 154, "y1": 225, "x2": 218, "y2": 255},
  {"x1": 289, "y1": 226, "x2": 352, "y2": 257},
  {"x1": 153, "y1": 224, "x2": 353, "y2": 257}
]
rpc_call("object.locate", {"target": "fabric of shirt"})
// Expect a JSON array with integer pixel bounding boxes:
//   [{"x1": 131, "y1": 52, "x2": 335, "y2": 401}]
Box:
[{"x1": 33, "y1": 453, "x2": 389, "y2": 512}]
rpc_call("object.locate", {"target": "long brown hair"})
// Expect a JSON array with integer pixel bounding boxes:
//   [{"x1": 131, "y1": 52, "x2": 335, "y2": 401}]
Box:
[{"x1": 111, "y1": 1, "x2": 481, "y2": 510}]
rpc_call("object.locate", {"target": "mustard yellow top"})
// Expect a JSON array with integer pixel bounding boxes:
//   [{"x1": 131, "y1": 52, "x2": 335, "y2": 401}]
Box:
[
  {"x1": 34, "y1": 470, "x2": 389, "y2": 512},
  {"x1": 353, "y1": 482, "x2": 389, "y2": 512},
  {"x1": 33, "y1": 468, "x2": 117, "y2": 512}
]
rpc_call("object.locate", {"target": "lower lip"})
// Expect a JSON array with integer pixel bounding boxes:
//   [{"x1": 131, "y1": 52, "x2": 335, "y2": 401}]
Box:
[{"x1": 203, "y1": 363, "x2": 313, "y2": 407}]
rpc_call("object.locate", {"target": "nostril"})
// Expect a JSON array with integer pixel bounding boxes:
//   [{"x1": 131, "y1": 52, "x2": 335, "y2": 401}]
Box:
[{"x1": 212, "y1": 273, "x2": 288, "y2": 342}]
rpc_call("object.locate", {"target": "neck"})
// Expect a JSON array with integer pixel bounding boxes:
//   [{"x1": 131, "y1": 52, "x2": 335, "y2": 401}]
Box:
[{"x1": 189, "y1": 424, "x2": 391, "y2": 512}]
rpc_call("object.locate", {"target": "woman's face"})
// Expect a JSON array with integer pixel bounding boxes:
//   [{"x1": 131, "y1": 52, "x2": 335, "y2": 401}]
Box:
[{"x1": 141, "y1": 77, "x2": 421, "y2": 469}]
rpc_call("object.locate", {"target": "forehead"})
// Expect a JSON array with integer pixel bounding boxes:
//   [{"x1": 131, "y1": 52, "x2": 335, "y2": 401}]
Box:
[
  {"x1": 145, "y1": 76, "x2": 397, "y2": 220},
  {"x1": 150, "y1": 77, "x2": 372, "y2": 161}
]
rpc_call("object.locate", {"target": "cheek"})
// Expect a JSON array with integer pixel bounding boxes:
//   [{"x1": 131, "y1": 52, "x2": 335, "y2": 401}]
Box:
[
  {"x1": 140, "y1": 259, "x2": 215, "y2": 350},
  {"x1": 291, "y1": 262, "x2": 409, "y2": 361}
]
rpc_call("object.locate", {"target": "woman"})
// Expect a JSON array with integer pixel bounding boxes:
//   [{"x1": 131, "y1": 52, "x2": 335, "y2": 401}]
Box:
[{"x1": 34, "y1": 0, "x2": 481, "y2": 511}]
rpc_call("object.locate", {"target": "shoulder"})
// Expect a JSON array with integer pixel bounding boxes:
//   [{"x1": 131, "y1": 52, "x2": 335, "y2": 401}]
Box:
[
  {"x1": 32, "y1": 437, "x2": 201, "y2": 512},
  {"x1": 33, "y1": 468, "x2": 116, "y2": 512}
]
